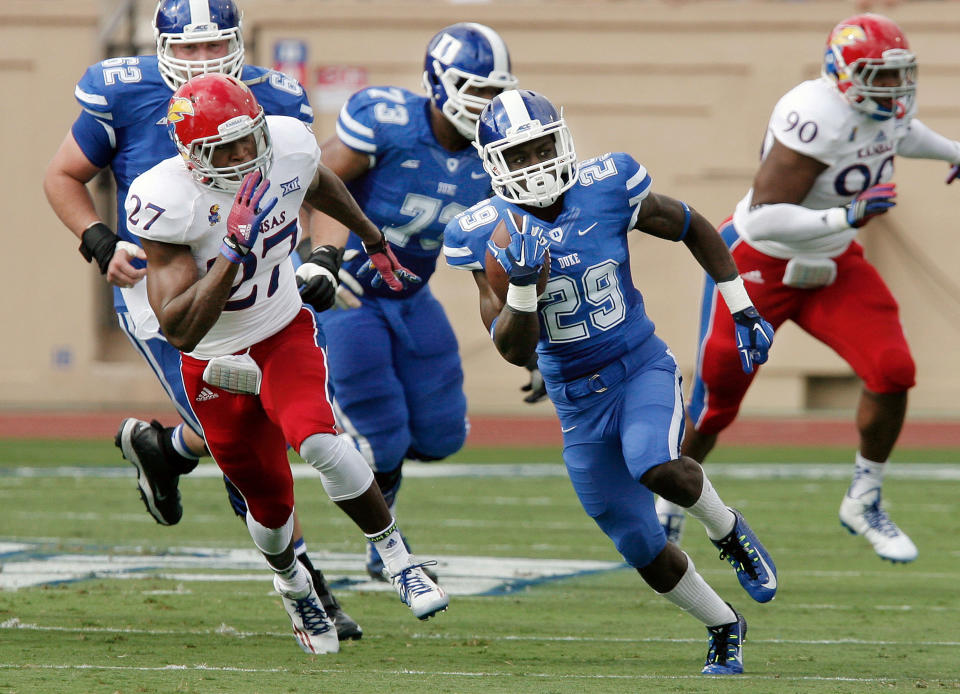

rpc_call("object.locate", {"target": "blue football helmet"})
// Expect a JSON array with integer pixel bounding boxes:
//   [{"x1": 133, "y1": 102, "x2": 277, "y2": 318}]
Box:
[
  {"x1": 475, "y1": 90, "x2": 577, "y2": 208},
  {"x1": 154, "y1": 0, "x2": 245, "y2": 90},
  {"x1": 422, "y1": 22, "x2": 518, "y2": 140}
]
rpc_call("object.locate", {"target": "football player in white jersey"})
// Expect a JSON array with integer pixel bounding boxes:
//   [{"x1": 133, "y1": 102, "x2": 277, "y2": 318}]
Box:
[
  {"x1": 125, "y1": 73, "x2": 447, "y2": 654},
  {"x1": 670, "y1": 13, "x2": 960, "y2": 564},
  {"x1": 42, "y1": 0, "x2": 363, "y2": 641}
]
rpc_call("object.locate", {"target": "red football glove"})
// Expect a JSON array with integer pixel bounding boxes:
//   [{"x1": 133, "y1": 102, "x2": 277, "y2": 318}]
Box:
[
  {"x1": 220, "y1": 171, "x2": 278, "y2": 262},
  {"x1": 361, "y1": 234, "x2": 421, "y2": 291}
]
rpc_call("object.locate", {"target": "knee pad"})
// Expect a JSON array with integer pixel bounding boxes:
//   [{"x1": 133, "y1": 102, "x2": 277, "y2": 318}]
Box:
[
  {"x1": 246, "y1": 510, "x2": 293, "y2": 555},
  {"x1": 299, "y1": 433, "x2": 375, "y2": 501}
]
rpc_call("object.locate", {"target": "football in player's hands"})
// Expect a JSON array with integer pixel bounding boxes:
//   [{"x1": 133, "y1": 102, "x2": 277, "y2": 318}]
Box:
[{"x1": 484, "y1": 212, "x2": 550, "y2": 304}]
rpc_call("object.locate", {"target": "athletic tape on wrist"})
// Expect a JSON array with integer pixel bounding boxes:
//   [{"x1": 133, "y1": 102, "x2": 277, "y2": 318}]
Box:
[
  {"x1": 716, "y1": 275, "x2": 752, "y2": 313},
  {"x1": 506, "y1": 283, "x2": 538, "y2": 312}
]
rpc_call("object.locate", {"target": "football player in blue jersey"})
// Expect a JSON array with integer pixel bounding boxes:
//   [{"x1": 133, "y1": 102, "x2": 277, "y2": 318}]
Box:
[
  {"x1": 297, "y1": 23, "x2": 518, "y2": 581},
  {"x1": 443, "y1": 90, "x2": 778, "y2": 675},
  {"x1": 42, "y1": 0, "x2": 360, "y2": 640}
]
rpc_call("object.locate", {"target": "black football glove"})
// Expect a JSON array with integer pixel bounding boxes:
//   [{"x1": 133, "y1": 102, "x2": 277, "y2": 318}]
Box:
[
  {"x1": 521, "y1": 354, "x2": 547, "y2": 404},
  {"x1": 296, "y1": 245, "x2": 343, "y2": 312}
]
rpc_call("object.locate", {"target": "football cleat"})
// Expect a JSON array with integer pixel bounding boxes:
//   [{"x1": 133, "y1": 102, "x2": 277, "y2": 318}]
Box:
[
  {"x1": 388, "y1": 558, "x2": 448, "y2": 620},
  {"x1": 366, "y1": 534, "x2": 438, "y2": 583},
  {"x1": 115, "y1": 418, "x2": 182, "y2": 526},
  {"x1": 302, "y1": 561, "x2": 362, "y2": 641},
  {"x1": 712, "y1": 508, "x2": 778, "y2": 603},
  {"x1": 701, "y1": 605, "x2": 747, "y2": 675},
  {"x1": 655, "y1": 496, "x2": 686, "y2": 545},
  {"x1": 839, "y1": 488, "x2": 917, "y2": 563},
  {"x1": 274, "y1": 572, "x2": 339, "y2": 654}
]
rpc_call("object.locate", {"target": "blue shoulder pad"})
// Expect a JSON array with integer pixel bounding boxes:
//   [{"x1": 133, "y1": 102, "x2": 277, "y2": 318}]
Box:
[
  {"x1": 74, "y1": 55, "x2": 169, "y2": 128},
  {"x1": 442, "y1": 197, "x2": 501, "y2": 272},
  {"x1": 242, "y1": 65, "x2": 313, "y2": 123},
  {"x1": 335, "y1": 86, "x2": 421, "y2": 155}
]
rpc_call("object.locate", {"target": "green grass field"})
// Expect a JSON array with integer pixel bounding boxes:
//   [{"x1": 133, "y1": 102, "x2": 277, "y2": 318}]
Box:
[{"x1": 1, "y1": 439, "x2": 958, "y2": 693}]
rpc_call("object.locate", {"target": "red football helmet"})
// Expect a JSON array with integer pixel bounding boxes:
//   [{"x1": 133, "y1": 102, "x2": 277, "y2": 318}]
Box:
[
  {"x1": 822, "y1": 13, "x2": 916, "y2": 120},
  {"x1": 167, "y1": 73, "x2": 272, "y2": 192}
]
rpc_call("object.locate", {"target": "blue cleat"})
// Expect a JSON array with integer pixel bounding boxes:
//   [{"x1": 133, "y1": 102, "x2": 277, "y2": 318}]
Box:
[
  {"x1": 701, "y1": 605, "x2": 747, "y2": 675},
  {"x1": 712, "y1": 508, "x2": 778, "y2": 603}
]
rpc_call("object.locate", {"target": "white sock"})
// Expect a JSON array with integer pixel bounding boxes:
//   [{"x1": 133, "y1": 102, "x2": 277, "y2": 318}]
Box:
[
  {"x1": 273, "y1": 559, "x2": 309, "y2": 596},
  {"x1": 364, "y1": 521, "x2": 411, "y2": 576},
  {"x1": 685, "y1": 473, "x2": 736, "y2": 540},
  {"x1": 658, "y1": 554, "x2": 737, "y2": 627},
  {"x1": 848, "y1": 452, "x2": 885, "y2": 498}
]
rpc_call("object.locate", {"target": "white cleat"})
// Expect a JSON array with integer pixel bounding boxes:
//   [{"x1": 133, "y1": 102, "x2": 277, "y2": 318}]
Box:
[
  {"x1": 274, "y1": 572, "x2": 339, "y2": 654},
  {"x1": 839, "y1": 488, "x2": 918, "y2": 564},
  {"x1": 656, "y1": 496, "x2": 686, "y2": 545},
  {"x1": 388, "y1": 558, "x2": 449, "y2": 620}
]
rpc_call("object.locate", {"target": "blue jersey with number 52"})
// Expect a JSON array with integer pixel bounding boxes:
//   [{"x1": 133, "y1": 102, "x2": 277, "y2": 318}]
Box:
[
  {"x1": 72, "y1": 55, "x2": 312, "y2": 248},
  {"x1": 335, "y1": 87, "x2": 493, "y2": 298},
  {"x1": 444, "y1": 152, "x2": 658, "y2": 382}
]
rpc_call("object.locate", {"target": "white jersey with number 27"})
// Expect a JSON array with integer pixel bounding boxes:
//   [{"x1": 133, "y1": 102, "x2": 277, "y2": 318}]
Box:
[{"x1": 126, "y1": 115, "x2": 321, "y2": 360}]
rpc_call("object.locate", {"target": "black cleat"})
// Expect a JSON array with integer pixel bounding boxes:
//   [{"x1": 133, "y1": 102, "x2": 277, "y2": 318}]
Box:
[{"x1": 115, "y1": 418, "x2": 182, "y2": 525}]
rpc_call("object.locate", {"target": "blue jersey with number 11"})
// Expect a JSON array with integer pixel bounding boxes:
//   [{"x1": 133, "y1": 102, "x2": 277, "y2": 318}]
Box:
[{"x1": 444, "y1": 152, "x2": 658, "y2": 382}]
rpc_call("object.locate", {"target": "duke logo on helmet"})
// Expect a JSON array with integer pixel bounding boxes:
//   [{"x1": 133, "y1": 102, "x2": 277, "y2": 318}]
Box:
[
  {"x1": 421, "y1": 22, "x2": 518, "y2": 141},
  {"x1": 475, "y1": 89, "x2": 577, "y2": 209}
]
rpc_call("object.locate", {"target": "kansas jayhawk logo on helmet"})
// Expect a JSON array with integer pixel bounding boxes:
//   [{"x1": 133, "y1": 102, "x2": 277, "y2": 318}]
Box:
[{"x1": 167, "y1": 96, "x2": 195, "y2": 124}]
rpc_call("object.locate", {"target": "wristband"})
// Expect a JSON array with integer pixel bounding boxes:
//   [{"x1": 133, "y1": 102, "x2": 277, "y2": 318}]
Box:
[
  {"x1": 362, "y1": 232, "x2": 387, "y2": 255},
  {"x1": 220, "y1": 237, "x2": 246, "y2": 264},
  {"x1": 716, "y1": 275, "x2": 752, "y2": 313},
  {"x1": 506, "y1": 283, "x2": 539, "y2": 312},
  {"x1": 78, "y1": 222, "x2": 119, "y2": 274}
]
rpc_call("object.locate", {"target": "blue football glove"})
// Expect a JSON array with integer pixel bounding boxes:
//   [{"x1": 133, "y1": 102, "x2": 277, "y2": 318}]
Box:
[
  {"x1": 486, "y1": 226, "x2": 548, "y2": 287},
  {"x1": 732, "y1": 306, "x2": 774, "y2": 374},
  {"x1": 946, "y1": 164, "x2": 959, "y2": 185},
  {"x1": 845, "y1": 182, "x2": 896, "y2": 228}
]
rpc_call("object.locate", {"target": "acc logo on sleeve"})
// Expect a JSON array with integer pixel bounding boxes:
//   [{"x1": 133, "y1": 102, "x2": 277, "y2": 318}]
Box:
[{"x1": 167, "y1": 96, "x2": 195, "y2": 124}]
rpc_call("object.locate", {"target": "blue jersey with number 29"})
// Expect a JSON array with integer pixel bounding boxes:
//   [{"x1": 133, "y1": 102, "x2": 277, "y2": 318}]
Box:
[{"x1": 444, "y1": 151, "x2": 658, "y2": 382}]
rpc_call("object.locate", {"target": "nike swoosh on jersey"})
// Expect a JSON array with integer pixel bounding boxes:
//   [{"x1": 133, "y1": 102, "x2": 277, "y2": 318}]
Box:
[
  {"x1": 577, "y1": 223, "x2": 598, "y2": 236},
  {"x1": 471, "y1": 171, "x2": 487, "y2": 179},
  {"x1": 561, "y1": 425, "x2": 577, "y2": 433}
]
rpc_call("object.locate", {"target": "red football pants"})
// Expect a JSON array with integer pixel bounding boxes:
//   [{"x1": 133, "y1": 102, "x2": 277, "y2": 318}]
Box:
[
  {"x1": 691, "y1": 235, "x2": 915, "y2": 436},
  {"x1": 180, "y1": 308, "x2": 337, "y2": 528}
]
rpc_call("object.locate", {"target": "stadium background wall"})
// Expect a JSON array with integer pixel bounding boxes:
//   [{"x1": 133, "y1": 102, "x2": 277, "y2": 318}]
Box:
[{"x1": 4, "y1": 0, "x2": 959, "y2": 418}]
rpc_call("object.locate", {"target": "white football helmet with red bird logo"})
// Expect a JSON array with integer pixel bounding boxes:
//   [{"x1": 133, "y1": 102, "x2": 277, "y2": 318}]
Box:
[
  {"x1": 167, "y1": 73, "x2": 272, "y2": 192},
  {"x1": 822, "y1": 13, "x2": 916, "y2": 121}
]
